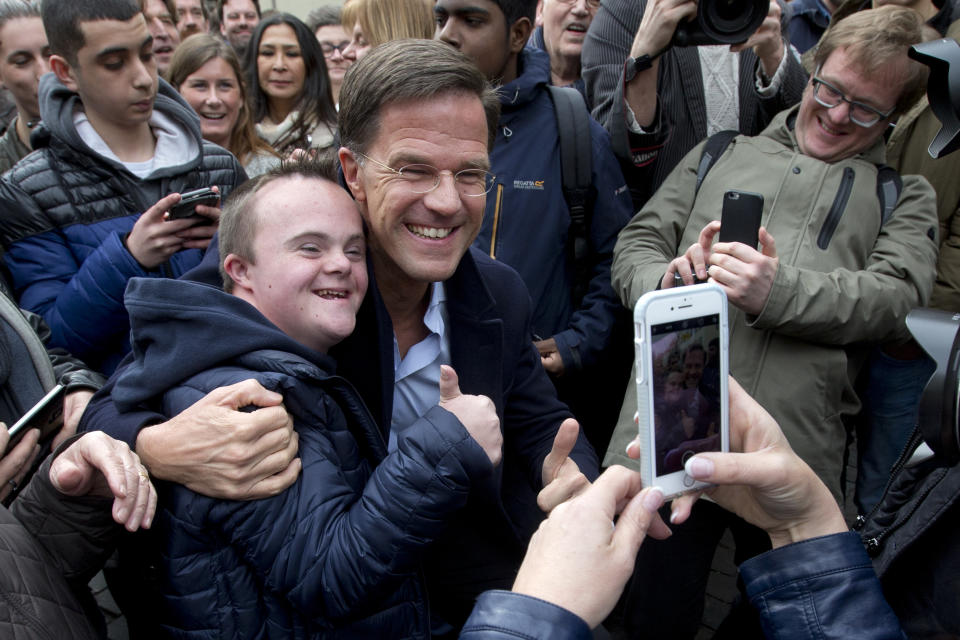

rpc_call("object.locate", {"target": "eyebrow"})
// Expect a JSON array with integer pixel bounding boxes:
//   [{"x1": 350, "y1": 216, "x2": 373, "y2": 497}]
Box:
[
  {"x1": 434, "y1": 4, "x2": 491, "y2": 16},
  {"x1": 285, "y1": 231, "x2": 366, "y2": 246},
  {"x1": 818, "y1": 73, "x2": 888, "y2": 111},
  {"x1": 388, "y1": 152, "x2": 491, "y2": 172},
  {"x1": 94, "y1": 35, "x2": 153, "y2": 60},
  {"x1": 6, "y1": 48, "x2": 35, "y2": 60}
]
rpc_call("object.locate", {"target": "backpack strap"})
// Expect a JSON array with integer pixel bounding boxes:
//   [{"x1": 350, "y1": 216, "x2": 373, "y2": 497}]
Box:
[
  {"x1": 547, "y1": 85, "x2": 594, "y2": 306},
  {"x1": 695, "y1": 130, "x2": 739, "y2": 194},
  {"x1": 696, "y1": 130, "x2": 903, "y2": 228},
  {"x1": 875, "y1": 165, "x2": 902, "y2": 225}
]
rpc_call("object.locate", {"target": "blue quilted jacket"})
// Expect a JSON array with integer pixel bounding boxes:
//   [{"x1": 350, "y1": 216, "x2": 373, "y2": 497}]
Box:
[
  {"x1": 113, "y1": 277, "x2": 494, "y2": 639},
  {"x1": 0, "y1": 75, "x2": 246, "y2": 374}
]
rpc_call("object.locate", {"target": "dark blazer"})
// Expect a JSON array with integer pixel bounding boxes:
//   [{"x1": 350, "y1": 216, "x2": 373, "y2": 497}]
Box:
[{"x1": 82, "y1": 240, "x2": 600, "y2": 628}]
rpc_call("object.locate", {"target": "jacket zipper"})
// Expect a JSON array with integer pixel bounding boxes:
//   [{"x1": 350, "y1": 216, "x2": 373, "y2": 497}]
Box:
[
  {"x1": 817, "y1": 167, "x2": 854, "y2": 249},
  {"x1": 488, "y1": 183, "x2": 504, "y2": 258},
  {"x1": 855, "y1": 427, "x2": 937, "y2": 555}
]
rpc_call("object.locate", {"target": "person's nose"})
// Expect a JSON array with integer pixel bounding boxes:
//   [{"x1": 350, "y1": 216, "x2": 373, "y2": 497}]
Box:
[
  {"x1": 826, "y1": 99, "x2": 852, "y2": 126},
  {"x1": 324, "y1": 248, "x2": 351, "y2": 274},
  {"x1": 436, "y1": 22, "x2": 460, "y2": 49},
  {"x1": 205, "y1": 86, "x2": 223, "y2": 106},
  {"x1": 37, "y1": 55, "x2": 51, "y2": 78},
  {"x1": 570, "y1": 0, "x2": 590, "y2": 15},
  {"x1": 132, "y1": 56, "x2": 154, "y2": 90},
  {"x1": 422, "y1": 171, "x2": 462, "y2": 216}
]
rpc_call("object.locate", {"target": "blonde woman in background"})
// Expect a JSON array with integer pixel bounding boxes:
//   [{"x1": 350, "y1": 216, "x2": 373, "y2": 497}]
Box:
[{"x1": 341, "y1": 0, "x2": 435, "y2": 60}]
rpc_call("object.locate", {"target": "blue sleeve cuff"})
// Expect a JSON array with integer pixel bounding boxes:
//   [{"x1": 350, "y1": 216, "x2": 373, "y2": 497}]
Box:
[{"x1": 461, "y1": 590, "x2": 593, "y2": 640}]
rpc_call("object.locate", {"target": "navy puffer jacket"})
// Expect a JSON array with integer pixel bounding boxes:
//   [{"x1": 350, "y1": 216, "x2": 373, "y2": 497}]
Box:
[
  {"x1": 114, "y1": 277, "x2": 494, "y2": 639},
  {"x1": 0, "y1": 75, "x2": 246, "y2": 374}
]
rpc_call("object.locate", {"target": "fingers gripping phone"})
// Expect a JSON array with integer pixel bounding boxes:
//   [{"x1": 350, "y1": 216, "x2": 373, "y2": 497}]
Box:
[
  {"x1": 634, "y1": 284, "x2": 729, "y2": 498},
  {"x1": 4, "y1": 384, "x2": 64, "y2": 455},
  {"x1": 719, "y1": 189, "x2": 764, "y2": 248},
  {"x1": 167, "y1": 187, "x2": 220, "y2": 222}
]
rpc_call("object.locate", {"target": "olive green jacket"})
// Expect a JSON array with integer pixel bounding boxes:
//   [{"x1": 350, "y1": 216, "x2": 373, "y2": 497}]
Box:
[{"x1": 606, "y1": 106, "x2": 938, "y2": 499}]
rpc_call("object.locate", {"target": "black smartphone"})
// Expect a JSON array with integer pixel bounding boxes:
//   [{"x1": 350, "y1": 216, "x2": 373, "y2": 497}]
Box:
[
  {"x1": 719, "y1": 190, "x2": 764, "y2": 249},
  {"x1": 167, "y1": 187, "x2": 220, "y2": 221},
  {"x1": 4, "y1": 384, "x2": 65, "y2": 455}
]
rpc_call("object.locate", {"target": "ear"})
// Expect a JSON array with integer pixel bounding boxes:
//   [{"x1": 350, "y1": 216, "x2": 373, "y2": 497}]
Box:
[
  {"x1": 223, "y1": 253, "x2": 253, "y2": 292},
  {"x1": 50, "y1": 55, "x2": 79, "y2": 92},
  {"x1": 338, "y1": 146, "x2": 367, "y2": 205},
  {"x1": 508, "y1": 17, "x2": 532, "y2": 54},
  {"x1": 535, "y1": 0, "x2": 544, "y2": 27}
]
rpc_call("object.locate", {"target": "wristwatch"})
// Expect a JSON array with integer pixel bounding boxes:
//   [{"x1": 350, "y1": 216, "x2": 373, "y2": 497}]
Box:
[{"x1": 624, "y1": 54, "x2": 655, "y2": 83}]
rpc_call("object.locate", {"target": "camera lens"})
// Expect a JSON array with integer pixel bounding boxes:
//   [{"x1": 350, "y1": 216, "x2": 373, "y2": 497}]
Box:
[{"x1": 699, "y1": 0, "x2": 767, "y2": 44}]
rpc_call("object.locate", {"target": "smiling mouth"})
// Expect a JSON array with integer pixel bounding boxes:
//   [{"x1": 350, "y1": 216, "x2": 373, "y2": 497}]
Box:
[
  {"x1": 316, "y1": 289, "x2": 348, "y2": 299},
  {"x1": 818, "y1": 116, "x2": 845, "y2": 136},
  {"x1": 566, "y1": 23, "x2": 587, "y2": 33},
  {"x1": 200, "y1": 112, "x2": 226, "y2": 120},
  {"x1": 407, "y1": 224, "x2": 453, "y2": 239}
]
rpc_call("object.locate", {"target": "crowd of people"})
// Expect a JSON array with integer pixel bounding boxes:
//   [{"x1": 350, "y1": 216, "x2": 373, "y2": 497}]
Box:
[{"x1": 0, "y1": 0, "x2": 958, "y2": 637}]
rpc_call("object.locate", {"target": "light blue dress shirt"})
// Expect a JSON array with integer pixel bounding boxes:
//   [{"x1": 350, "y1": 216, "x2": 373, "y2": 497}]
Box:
[{"x1": 389, "y1": 281, "x2": 451, "y2": 452}]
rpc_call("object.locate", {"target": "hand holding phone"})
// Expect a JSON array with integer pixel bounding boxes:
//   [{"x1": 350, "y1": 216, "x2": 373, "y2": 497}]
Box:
[
  {"x1": 633, "y1": 285, "x2": 729, "y2": 499},
  {"x1": 167, "y1": 187, "x2": 220, "y2": 221},
  {"x1": 4, "y1": 385, "x2": 65, "y2": 456},
  {"x1": 719, "y1": 190, "x2": 763, "y2": 249}
]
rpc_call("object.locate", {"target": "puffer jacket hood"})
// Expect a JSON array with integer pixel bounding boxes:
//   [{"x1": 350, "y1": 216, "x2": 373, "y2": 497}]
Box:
[
  {"x1": 113, "y1": 277, "x2": 334, "y2": 411},
  {"x1": 35, "y1": 73, "x2": 204, "y2": 178}
]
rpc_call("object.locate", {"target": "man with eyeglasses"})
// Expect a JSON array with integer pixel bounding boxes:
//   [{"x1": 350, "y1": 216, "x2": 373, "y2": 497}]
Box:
[
  {"x1": 436, "y1": 0, "x2": 635, "y2": 454},
  {"x1": 80, "y1": 38, "x2": 600, "y2": 636},
  {"x1": 530, "y1": 0, "x2": 600, "y2": 94},
  {"x1": 604, "y1": 6, "x2": 938, "y2": 638},
  {"x1": 306, "y1": 6, "x2": 352, "y2": 106}
]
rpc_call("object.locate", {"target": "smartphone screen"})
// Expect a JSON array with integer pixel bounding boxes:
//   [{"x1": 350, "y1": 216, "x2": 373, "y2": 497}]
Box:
[{"x1": 650, "y1": 315, "x2": 722, "y2": 476}]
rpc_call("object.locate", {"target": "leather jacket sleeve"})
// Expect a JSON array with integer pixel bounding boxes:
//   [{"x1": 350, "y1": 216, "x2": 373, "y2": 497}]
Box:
[
  {"x1": 741, "y1": 532, "x2": 906, "y2": 640},
  {"x1": 460, "y1": 590, "x2": 592, "y2": 640}
]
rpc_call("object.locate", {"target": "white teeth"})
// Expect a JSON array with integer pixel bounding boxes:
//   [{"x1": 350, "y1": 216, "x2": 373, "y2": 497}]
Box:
[
  {"x1": 201, "y1": 114, "x2": 225, "y2": 120},
  {"x1": 407, "y1": 224, "x2": 452, "y2": 239}
]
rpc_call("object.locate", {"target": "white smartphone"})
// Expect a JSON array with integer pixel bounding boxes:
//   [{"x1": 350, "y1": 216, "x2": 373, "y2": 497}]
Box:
[{"x1": 634, "y1": 284, "x2": 729, "y2": 498}]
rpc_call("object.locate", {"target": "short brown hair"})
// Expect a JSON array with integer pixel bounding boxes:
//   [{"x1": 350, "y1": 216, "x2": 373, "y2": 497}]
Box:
[
  {"x1": 814, "y1": 5, "x2": 928, "y2": 117},
  {"x1": 219, "y1": 152, "x2": 339, "y2": 291},
  {"x1": 338, "y1": 38, "x2": 500, "y2": 154}
]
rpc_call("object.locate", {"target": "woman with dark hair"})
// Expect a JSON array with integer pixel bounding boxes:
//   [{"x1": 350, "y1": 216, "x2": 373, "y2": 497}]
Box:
[
  {"x1": 167, "y1": 34, "x2": 280, "y2": 177},
  {"x1": 244, "y1": 13, "x2": 338, "y2": 155}
]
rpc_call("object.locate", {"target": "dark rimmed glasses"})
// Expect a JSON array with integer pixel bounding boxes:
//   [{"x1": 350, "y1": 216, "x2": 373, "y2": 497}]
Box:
[{"x1": 811, "y1": 68, "x2": 894, "y2": 128}]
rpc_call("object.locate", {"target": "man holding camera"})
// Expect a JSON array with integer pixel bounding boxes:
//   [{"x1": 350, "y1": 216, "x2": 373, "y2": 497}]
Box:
[
  {"x1": 582, "y1": 0, "x2": 807, "y2": 206},
  {"x1": 605, "y1": 6, "x2": 938, "y2": 637}
]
